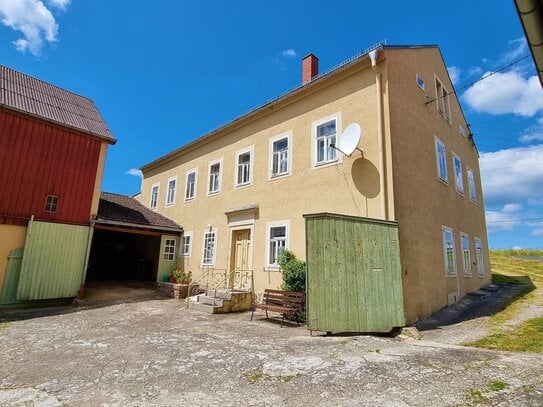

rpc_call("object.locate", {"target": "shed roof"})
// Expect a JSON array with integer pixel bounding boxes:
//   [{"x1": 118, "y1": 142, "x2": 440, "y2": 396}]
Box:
[
  {"x1": 0, "y1": 65, "x2": 116, "y2": 144},
  {"x1": 97, "y1": 192, "x2": 182, "y2": 233}
]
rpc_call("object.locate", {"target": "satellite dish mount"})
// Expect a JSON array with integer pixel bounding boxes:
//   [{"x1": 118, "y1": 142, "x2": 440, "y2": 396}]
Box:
[{"x1": 330, "y1": 123, "x2": 363, "y2": 157}]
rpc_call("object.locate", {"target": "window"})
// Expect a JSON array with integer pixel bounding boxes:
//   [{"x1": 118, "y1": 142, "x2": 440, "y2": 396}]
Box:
[
  {"x1": 467, "y1": 166, "x2": 477, "y2": 202},
  {"x1": 235, "y1": 146, "x2": 253, "y2": 187},
  {"x1": 150, "y1": 183, "x2": 159, "y2": 210},
  {"x1": 166, "y1": 176, "x2": 177, "y2": 207},
  {"x1": 461, "y1": 233, "x2": 471, "y2": 275},
  {"x1": 459, "y1": 125, "x2": 466, "y2": 137},
  {"x1": 185, "y1": 169, "x2": 197, "y2": 201},
  {"x1": 315, "y1": 119, "x2": 338, "y2": 165},
  {"x1": 270, "y1": 133, "x2": 291, "y2": 178},
  {"x1": 435, "y1": 137, "x2": 448, "y2": 183},
  {"x1": 163, "y1": 239, "x2": 176, "y2": 261},
  {"x1": 202, "y1": 229, "x2": 217, "y2": 266},
  {"x1": 435, "y1": 77, "x2": 451, "y2": 122},
  {"x1": 416, "y1": 74, "x2": 425, "y2": 91},
  {"x1": 44, "y1": 195, "x2": 59, "y2": 213},
  {"x1": 474, "y1": 237, "x2": 485, "y2": 277},
  {"x1": 453, "y1": 153, "x2": 464, "y2": 194},
  {"x1": 208, "y1": 159, "x2": 222, "y2": 195},
  {"x1": 266, "y1": 222, "x2": 289, "y2": 267},
  {"x1": 442, "y1": 226, "x2": 456, "y2": 276},
  {"x1": 180, "y1": 232, "x2": 193, "y2": 257}
]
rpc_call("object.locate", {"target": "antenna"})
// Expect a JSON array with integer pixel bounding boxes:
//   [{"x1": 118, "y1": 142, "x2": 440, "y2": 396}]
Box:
[{"x1": 331, "y1": 123, "x2": 363, "y2": 157}]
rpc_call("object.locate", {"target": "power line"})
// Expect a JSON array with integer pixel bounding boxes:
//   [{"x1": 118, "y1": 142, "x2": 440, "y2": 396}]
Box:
[
  {"x1": 487, "y1": 217, "x2": 543, "y2": 224},
  {"x1": 424, "y1": 54, "x2": 531, "y2": 106}
]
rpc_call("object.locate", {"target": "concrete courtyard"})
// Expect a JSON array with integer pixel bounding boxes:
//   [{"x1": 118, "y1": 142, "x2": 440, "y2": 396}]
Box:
[{"x1": 0, "y1": 292, "x2": 542, "y2": 406}]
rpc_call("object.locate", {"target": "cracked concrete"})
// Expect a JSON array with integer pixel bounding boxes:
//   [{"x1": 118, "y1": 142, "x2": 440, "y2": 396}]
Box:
[{"x1": 0, "y1": 294, "x2": 542, "y2": 406}]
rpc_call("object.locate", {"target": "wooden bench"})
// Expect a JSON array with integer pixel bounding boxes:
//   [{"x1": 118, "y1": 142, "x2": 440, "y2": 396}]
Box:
[{"x1": 251, "y1": 289, "x2": 305, "y2": 327}]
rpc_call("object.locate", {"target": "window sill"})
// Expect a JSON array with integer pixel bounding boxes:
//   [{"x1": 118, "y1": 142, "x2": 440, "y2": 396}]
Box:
[
  {"x1": 269, "y1": 172, "x2": 291, "y2": 181},
  {"x1": 207, "y1": 191, "x2": 221, "y2": 197},
  {"x1": 313, "y1": 160, "x2": 339, "y2": 169},
  {"x1": 234, "y1": 182, "x2": 252, "y2": 190},
  {"x1": 184, "y1": 198, "x2": 196, "y2": 203}
]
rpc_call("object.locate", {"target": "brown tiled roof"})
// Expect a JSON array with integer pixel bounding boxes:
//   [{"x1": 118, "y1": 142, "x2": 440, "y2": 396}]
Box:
[
  {"x1": 97, "y1": 192, "x2": 182, "y2": 232},
  {"x1": 0, "y1": 65, "x2": 116, "y2": 143}
]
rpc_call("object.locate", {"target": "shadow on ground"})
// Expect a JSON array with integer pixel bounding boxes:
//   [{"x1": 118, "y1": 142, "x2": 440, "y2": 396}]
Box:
[
  {"x1": 0, "y1": 280, "x2": 169, "y2": 323},
  {"x1": 415, "y1": 277, "x2": 535, "y2": 332}
]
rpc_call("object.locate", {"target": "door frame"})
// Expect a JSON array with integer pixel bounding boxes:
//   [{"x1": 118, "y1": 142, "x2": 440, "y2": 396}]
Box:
[{"x1": 226, "y1": 221, "x2": 254, "y2": 288}]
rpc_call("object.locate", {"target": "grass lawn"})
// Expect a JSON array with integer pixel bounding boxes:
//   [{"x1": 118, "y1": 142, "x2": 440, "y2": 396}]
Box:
[{"x1": 464, "y1": 250, "x2": 543, "y2": 353}]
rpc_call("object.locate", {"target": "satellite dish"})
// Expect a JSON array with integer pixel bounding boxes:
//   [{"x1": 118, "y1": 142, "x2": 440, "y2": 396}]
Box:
[{"x1": 331, "y1": 123, "x2": 362, "y2": 157}]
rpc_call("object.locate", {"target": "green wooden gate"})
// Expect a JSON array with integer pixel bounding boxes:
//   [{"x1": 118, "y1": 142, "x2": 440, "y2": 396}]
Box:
[
  {"x1": 0, "y1": 248, "x2": 24, "y2": 305},
  {"x1": 16, "y1": 221, "x2": 90, "y2": 300},
  {"x1": 304, "y1": 213, "x2": 405, "y2": 333}
]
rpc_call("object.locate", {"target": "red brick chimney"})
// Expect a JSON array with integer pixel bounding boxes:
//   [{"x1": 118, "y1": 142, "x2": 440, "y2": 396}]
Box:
[{"x1": 302, "y1": 54, "x2": 319, "y2": 84}]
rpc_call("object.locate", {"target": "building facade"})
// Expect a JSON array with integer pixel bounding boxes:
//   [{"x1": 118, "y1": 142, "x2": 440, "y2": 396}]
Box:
[
  {"x1": 0, "y1": 65, "x2": 115, "y2": 306},
  {"x1": 137, "y1": 45, "x2": 491, "y2": 323}
]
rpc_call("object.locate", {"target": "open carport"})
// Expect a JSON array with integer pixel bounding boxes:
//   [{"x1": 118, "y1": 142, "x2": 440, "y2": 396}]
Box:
[{"x1": 84, "y1": 192, "x2": 182, "y2": 294}]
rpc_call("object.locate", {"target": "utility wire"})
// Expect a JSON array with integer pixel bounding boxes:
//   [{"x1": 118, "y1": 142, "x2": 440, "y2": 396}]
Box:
[
  {"x1": 487, "y1": 217, "x2": 543, "y2": 224},
  {"x1": 424, "y1": 54, "x2": 531, "y2": 105}
]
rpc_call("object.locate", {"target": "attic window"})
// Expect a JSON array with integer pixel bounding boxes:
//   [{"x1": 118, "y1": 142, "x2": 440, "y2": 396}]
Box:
[
  {"x1": 416, "y1": 74, "x2": 425, "y2": 91},
  {"x1": 44, "y1": 195, "x2": 59, "y2": 213},
  {"x1": 459, "y1": 125, "x2": 466, "y2": 137}
]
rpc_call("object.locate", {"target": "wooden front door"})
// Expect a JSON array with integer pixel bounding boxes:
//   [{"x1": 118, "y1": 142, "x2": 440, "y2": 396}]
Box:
[{"x1": 229, "y1": 229, "x2": 251, "y2": 288}]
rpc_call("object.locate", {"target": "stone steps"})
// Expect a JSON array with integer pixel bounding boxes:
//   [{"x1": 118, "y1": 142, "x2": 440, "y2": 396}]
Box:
[{"x1": 187, "y1": 290, "x2": 253, "y2": 314}]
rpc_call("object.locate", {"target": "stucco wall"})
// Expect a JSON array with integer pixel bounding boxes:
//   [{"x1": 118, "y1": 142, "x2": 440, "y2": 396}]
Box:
[
  {"x1": 139, "y1": 60, "x2": 387, "y2": 293},
  {"x1": 385, "y1": 47, "x2": 492, "y2": 323},
  {"x1": 0, "y1": 224, "x2": 27, "y2": 294}
]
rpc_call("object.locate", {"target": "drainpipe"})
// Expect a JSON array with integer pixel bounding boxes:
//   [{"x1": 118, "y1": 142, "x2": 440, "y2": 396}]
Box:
[
  {"x1": 368, "y1": 49, "x2": 388, "y2": 220},
  {"x1": 78, "y1": 219, "x2": 96, "y2": 300}
]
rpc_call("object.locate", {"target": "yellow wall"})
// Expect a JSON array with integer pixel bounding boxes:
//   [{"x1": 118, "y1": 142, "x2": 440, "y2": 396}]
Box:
[
  {"x1": 385, "y1": 48, "x2": 491, "y2": 322},
  {"x1": 0, "y1": 225, "x2": 27, "y2": 294},
  {"x1": 90, "y1": 143, "x2": 109, "y2": 218},
  {"x1": 138, "y1": 46, "x2": 491, "y2": 323},
  {"x1": 139, "y1": 59, "x2": 388, "y2": 293}
]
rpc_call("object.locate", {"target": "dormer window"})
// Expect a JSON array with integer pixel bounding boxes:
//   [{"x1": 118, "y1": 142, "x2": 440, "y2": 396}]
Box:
[{"x1": 44, "y1": 195, "x2": 59, "y2": 213}]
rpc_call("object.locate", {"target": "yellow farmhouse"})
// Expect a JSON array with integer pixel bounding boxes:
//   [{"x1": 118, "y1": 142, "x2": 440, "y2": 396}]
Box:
[{"x1": 137, "y1": 44, "x2": 491, "y2": 324}]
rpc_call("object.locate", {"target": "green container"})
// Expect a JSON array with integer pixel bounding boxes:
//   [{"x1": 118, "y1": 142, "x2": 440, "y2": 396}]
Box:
[{"x1": 304, "y1": 213, "x2": 405, "y2": 333}]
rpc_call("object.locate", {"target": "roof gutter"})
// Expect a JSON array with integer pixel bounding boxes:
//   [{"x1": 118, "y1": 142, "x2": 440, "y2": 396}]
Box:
[
  {"x1": 514, "y1": 0, "x2": 543, "y2": 87},
  {"x1": 94, "y1": 218, "x2": 183, "y2": 234}
]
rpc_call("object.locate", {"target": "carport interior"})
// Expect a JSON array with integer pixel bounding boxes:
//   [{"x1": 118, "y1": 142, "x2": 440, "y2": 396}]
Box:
[{"x1": 87, "y1": 228, "x2": 160, "y2": 282}]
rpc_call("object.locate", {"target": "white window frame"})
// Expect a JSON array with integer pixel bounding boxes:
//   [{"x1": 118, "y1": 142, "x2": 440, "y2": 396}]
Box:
[
  {"x1": 184, "y1": 168, "x2": 198, "y2": 202},
  {"x1": 265, "y1": 220, "x2": 290, "y2": 268},
  {"x1": 180, "y1": 231, "x2": 193, "y2": 257},
  {"x1": 207, "y1": 158, "x2": 223, "y2": 196},
  {"x1": 435, "y1": 137, "x2": 448, "y2": 184},
  {"x1": 312, "y1": 112, "x2": 342, "y2": 168},
  {"x1": 452, "y1": 153, "x2": 464, "y2": 195},
  {"x1": 467, "y1": 166, "x2": 477, "y2": 203},
  {"x1": 163, "y1": 238, "x2": 176, "y2": 261},
  {"x1": 202, "y1": 228, "x2": 218, "y2": 266},
  {"x1": 442, "y1": 226, "x2": 457, "y2": 276},
  {"x1": 460, "y1": 232, "x2": 471, "y2": 275},
  {"x1": 268, "y1": 131, "x2": 292, "y2": 180},
  {"x1": 150, "y1": 182, "x2": 160, "y2": 210},
  {"x1": 416, "y1": 74, "x2": 425, "y2": 92},
  {"x1": 435, "y1": 75, "x2": 451, "y2": 122},
  {"x1": 165, "y1": 176, "x2": 177, "y2": 207},
  {"x1": 44, "y1": 195, "x2": 59, "y2": 213},
  {"x1": 459, "y1": 125, "x2": 466, "y2": 138},
  {"x1": 234, "y1": 145, "x2": 254, "y2": 188},
  {"x1": 474, "y1": 237, "x2": 485, "y2": 277}
]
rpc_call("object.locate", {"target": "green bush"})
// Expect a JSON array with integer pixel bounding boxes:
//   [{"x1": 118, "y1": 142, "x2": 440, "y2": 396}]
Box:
[{"x1": 278, "y1": 250, "x2": 306, "y2": 292}]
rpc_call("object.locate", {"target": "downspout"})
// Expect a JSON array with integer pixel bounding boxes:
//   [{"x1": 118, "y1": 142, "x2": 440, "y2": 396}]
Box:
[
  {"x1": 368, "y1": 49, "x2": 388, "y2": 220},
  {"x1": 78, "y1": 219, "x2": 96, "y2": 300}
]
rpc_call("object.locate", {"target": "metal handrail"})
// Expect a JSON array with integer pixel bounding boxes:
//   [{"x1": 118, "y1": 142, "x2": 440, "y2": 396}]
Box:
[{"x1": 185, "y1": 267, "x2": 253, "y2": 308}]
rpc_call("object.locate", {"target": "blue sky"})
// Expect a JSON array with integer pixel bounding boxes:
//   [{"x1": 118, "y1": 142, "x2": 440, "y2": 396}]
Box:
[{"x1": 0, "y1": 1, "x2": 542, "y2": 249}]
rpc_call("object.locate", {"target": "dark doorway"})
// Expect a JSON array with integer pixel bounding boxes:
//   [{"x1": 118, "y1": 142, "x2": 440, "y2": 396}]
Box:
[{"x1": 87, "y1": 229, "x2": 160, "y2": 282}]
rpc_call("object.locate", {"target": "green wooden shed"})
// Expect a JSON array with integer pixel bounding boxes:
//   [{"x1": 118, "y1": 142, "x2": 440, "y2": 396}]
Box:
[{"x1": 304, "y1": 213, "x2": 405, "y2": 333}]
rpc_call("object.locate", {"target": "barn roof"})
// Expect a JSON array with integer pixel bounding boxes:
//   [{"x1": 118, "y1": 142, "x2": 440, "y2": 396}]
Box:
[
  {"x1": 96, "y1": 192, "x2": 182, "y2": 233},
  {"x1": 0, "y1": 65, "x2": 116, "y2": 144}
]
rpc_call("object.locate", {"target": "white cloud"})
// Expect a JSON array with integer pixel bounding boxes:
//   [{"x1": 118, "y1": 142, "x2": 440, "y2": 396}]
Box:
[
  {"x1": 512, "y1": 246, "x2": 524, "y2": 250},
  {"x1": 520, "y1": 117, "x2": 543, "y2": 143},
  {"x1": 281, "y1": 49, "x2": 297, "y2": 58},
  {"x1": 126, "y1": 168, "x2": 143, "y2": 178},
  {"x1": 486, "y1": 208, "x2": 520, "y2": 233},
  {"x1": 463, "y1": 70, "x2": 543, "y2": 117},
  {"x1": 0, "y1": 0, "x2": 69, "y2": 56},
  {"x1": 502, "y1": 203, "x2": 522, "y2": 213},
  {"x1": 447, "y1": 66, "x2": 461, "y2": 85},
  {"x1": 531, "y1": 229, "x2": 543, "y2": 236},
  {"x1": 480, "y1": 144, "x2": 543, "y2": 206},
  {"x1": 467, "y1": 66, "x2": 483, "y2": 77}
]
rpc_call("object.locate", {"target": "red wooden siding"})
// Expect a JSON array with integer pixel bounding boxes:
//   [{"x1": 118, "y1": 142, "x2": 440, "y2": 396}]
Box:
[{"x1": 0, "y1": 109, "x2": 102, "y2": 226}]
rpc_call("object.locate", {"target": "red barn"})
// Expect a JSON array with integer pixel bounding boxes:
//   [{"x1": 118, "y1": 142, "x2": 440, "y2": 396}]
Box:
[{"x1": 0, "y1": 65, "x2": 116, "y2": 306}]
